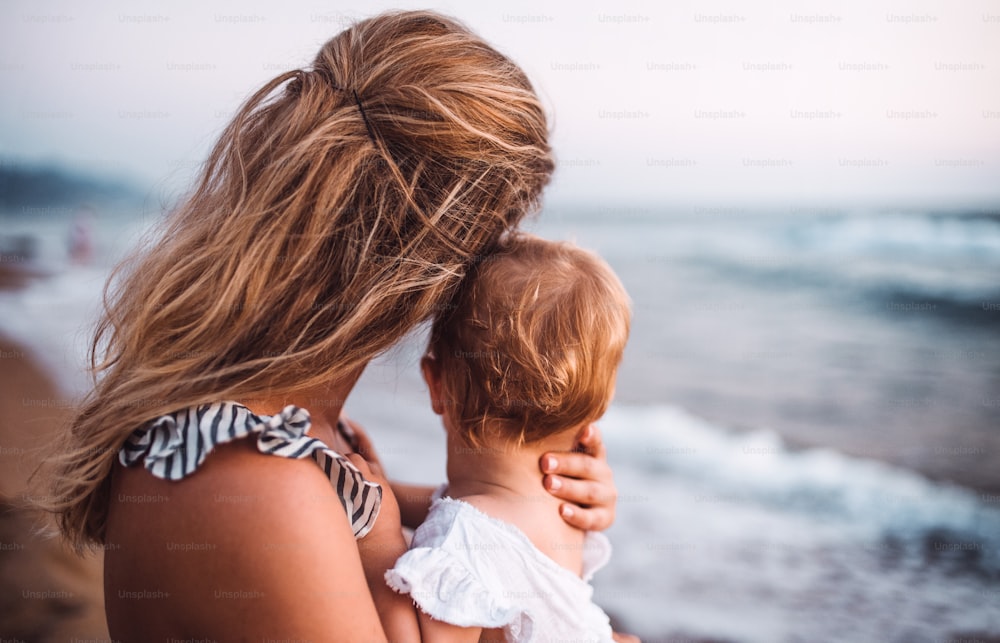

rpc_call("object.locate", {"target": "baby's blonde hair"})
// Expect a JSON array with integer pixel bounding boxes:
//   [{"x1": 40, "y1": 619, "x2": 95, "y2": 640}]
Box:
[
  {"x1": 429, "y1": 234, "x2": 631, "y2": 446},
  {"x1": 42, "y1": 10, "x2": 554, "y2": 548}
]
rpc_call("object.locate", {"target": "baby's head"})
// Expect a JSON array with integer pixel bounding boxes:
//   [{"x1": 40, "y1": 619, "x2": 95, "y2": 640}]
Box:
[{"x1": 423, "y1": 233, "x2": 631, "y2": 447}]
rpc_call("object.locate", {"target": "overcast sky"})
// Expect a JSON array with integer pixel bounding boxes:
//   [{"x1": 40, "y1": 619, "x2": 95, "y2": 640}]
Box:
[{"x1": 1, "y1": 0, "x2": 998, "y2": 209}]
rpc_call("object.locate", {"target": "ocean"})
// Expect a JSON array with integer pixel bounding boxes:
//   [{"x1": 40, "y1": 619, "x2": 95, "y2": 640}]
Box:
[{"x1": 1, "y1": 203, "x2": 998, "y2": 642}]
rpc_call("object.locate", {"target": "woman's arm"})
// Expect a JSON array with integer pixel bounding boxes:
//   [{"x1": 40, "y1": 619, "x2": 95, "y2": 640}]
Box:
[{"x1": 346, "y1": 454, "x2": 420, "y2": 642}]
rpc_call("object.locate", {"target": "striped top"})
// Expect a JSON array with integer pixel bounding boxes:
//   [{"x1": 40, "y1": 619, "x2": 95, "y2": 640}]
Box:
[{"x1": 118, "y1": 401, "x2": 381, "y2": 538}]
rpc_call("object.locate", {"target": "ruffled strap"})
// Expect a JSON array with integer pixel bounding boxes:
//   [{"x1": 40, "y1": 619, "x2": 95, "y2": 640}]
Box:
[
  {"x1": 118, "y1": 401, "x2": 381, "y2": 538},
  {"x1": 385, "y1": 547, "x2": 517, "y2": 629},
  {"x1": 581, "y1": 531, "x2": 612, "y2": 582},
  {"x1": 309, "y1": 447, "x2": 381, "y2": 538}
]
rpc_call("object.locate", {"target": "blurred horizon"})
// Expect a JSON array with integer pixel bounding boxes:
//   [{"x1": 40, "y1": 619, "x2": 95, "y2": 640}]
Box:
[{"x1": 3, "y1": 156, "x2": 1000, "y2": 217}]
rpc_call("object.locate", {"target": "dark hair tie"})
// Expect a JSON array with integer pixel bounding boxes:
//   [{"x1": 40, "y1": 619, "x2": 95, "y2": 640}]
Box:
[
  {"x1": 352, "y1": 90, "x2": 379, "y2": 146},
  {"x1": 307, "y1": 68, "x2": 378, "y2": 146}
]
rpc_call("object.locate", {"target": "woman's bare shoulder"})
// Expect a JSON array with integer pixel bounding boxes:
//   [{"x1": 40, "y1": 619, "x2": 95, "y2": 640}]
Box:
[{"x1": 105, "y1": 437, "x2": 386, "y2": 642}]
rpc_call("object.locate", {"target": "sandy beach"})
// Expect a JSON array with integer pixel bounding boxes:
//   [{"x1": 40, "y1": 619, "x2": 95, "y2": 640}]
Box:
[{"x1": 0, "y1": 278, "x2": 108, "y2": 642}]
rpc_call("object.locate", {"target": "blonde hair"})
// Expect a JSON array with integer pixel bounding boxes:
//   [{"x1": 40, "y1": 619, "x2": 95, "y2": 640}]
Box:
[
  {"x1": 42, "y1": 10, "x2": 553, "y2": 547},
  {"x1": 429, "y1": 234, "x2": 631, "y2": 446}
]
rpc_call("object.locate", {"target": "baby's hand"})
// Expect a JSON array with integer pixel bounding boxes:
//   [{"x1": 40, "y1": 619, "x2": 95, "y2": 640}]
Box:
[{"x1": 339, "y1": 414, "x2": 386, "y2": 475}]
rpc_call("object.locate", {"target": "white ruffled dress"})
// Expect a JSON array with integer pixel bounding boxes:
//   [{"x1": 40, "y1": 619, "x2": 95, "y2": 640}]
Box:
[{"x1": 385, "y1": 493, "x2": 615, "y2": 642}]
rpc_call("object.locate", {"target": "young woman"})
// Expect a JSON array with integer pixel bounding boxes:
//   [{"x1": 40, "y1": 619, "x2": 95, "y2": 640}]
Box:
[{"x1": 41, "y1": 11, "x2": 622, "y2": 642}]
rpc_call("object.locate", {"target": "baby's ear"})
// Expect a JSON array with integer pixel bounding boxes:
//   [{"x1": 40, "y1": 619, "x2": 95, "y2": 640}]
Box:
[{"x1": 420, "y1": 356, "x2": 445, "y2": 415}]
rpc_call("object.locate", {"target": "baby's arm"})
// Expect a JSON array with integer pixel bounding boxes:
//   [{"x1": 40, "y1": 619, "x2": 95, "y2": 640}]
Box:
[{"x1": 415, "y1": 611, "x2": 482, "y2": 642}]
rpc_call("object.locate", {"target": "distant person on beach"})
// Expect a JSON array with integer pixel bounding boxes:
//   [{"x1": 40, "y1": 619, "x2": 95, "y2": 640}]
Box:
[
  {"x1": 38, "y1": 11, "x2": 624, "y2": 642},
  {"x1": 68, "y1": 207, "x2": 94, "y2": 265},
  {"x1": 385, "y1": 234, "x2": 633, "y2": 642}
]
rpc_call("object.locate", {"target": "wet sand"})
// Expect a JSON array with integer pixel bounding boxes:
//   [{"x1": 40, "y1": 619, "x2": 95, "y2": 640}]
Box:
[{"x1": 0, "y1": 331, "x2": 108, "y2": 641}]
